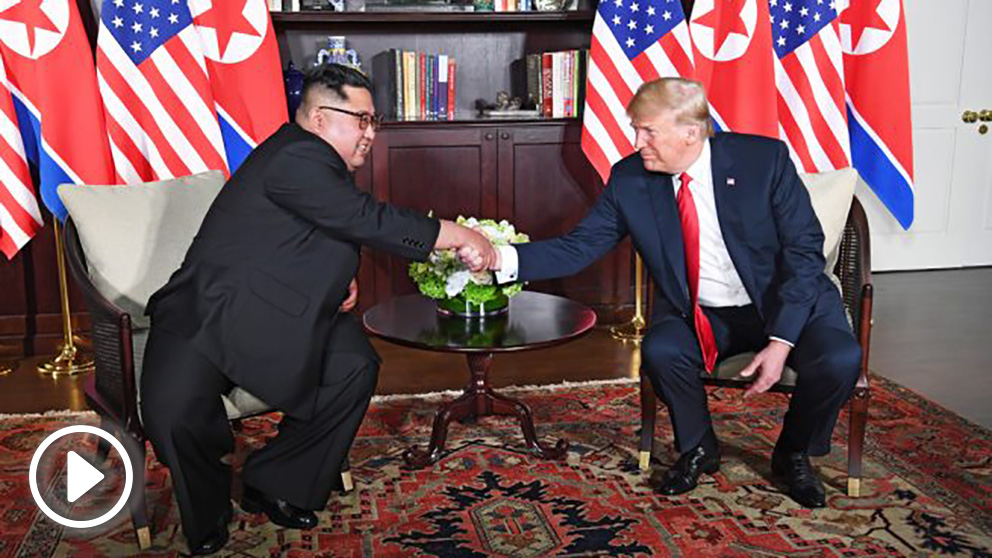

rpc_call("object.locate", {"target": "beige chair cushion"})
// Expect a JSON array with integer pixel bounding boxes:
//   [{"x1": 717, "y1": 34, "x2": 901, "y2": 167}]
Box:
[
  {"x1": 58, "y1": 171, "x2": 226, "y2": 329},
  {"x1": 799, "y1": 167, "x2": 858, "y2": 276},
  {"x1": 707, "y1": 352, "x2": 799, "y2": 387},
  {"x1": 59, "y1": 171, "x2": 271, "y2": 421}
]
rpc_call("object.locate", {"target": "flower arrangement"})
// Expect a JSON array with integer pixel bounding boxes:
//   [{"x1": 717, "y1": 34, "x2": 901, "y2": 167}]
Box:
[{"x1": 409, "y1": 216, "x2": 529, "y2": 317}]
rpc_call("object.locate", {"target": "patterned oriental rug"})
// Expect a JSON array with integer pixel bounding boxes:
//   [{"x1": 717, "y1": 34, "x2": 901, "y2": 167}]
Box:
[{"x1": 1, "y1": 376, "x2": 991, "y2": 557}]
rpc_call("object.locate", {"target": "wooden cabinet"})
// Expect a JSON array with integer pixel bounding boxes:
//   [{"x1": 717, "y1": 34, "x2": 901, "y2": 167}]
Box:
[{"x1": 357, "y1": 120, "x2": 631, "y2": 319}]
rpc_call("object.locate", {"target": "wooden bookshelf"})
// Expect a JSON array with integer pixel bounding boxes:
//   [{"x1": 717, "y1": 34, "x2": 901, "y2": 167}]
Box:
[{"x1": 274, "y1": 6, "x2": 631, "y2": 319}]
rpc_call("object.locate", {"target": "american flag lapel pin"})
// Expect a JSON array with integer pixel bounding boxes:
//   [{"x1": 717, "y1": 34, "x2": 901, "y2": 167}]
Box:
[{"x1": 727, "y1": 177, "x2": 736, "y2": 187}]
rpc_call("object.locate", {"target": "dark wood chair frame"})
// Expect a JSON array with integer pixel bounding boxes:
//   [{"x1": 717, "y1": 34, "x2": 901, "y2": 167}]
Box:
[
  {"x1": 637, "y1": 197, "x2": 873, "y2": 498},
  {"x1": 62, "y1": 219, "x2": 352, "y2": 550}
]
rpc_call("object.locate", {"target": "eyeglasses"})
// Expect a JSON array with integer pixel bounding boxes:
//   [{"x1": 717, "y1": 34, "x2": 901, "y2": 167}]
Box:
[{"x1": 318, "y1": 106, "x2": 383, "y2": 131}]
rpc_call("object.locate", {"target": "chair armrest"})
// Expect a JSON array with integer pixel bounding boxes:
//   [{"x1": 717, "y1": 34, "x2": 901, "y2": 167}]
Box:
[{"x1": 63, "y1": 219, "x2": 142, "y2": 432}]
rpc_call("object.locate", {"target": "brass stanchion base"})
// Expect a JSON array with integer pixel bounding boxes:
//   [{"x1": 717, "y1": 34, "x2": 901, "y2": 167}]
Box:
[
  {"x1": 37, "y1": 342, "x2": 94, "y2": 376},
  {"x1": 0, "y1": 361, "x2": 15, "y2": 376},
  {"x1": 609, "y1": 315, "x2": 647, "y2": 342}
]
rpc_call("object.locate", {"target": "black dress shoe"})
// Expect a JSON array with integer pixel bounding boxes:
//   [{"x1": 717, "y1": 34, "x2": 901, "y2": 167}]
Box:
[
  {"x1": 771, "y1": 447, "x2": 827, "y2": 508},
  {"x1": 188, "y1": 522, "x2": 229, "y2": 555},
  {"x1": 649, "y1": 444, "x2": 721, "y2": 496},
  {"x1": 241, "y1": 484, "x2": 319, "y2": 530}
]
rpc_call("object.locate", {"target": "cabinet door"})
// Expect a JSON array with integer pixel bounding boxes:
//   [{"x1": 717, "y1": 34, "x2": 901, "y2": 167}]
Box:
[
  {"x1": 498, "y1": 122, "x2": 632, "y2": 320},
  {"x1": 367, "y1": 126, "x2": 498, "y2": 304}
]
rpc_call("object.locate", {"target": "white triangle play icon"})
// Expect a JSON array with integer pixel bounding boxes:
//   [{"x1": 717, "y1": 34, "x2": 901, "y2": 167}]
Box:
[{"x1": 66, "y1": 451, "x2": 104, "y2": 503}]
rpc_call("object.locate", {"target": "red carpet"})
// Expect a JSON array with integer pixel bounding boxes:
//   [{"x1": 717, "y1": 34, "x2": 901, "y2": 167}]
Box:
[{"x1": 1, "y1": 376, "x2": 990, "y2": 556}]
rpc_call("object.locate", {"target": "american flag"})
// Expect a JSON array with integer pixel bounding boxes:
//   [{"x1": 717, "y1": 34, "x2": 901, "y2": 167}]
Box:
[
  {"x1": 0, "y1": 59, "x2": 41, "y2": 259},
  {"x1": 582, "y1": 0, "x2": 694, "y2": 183},
  {"x1": 97, "y1": 0, "x2": 231, "y2": 183},
  {"x1": 771, "y1": 0, "x2": 851, "y2": 172}
]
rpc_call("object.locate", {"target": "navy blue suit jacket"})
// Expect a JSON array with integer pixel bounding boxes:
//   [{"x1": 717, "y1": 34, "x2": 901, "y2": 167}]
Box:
[{"x1": 515, "y1": 132, "x2": 835, "y2": 345}]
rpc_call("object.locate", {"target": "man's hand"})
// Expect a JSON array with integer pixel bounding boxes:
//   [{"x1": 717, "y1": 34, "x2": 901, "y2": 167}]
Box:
[
  {"x1": 739, "y1": 339, "x2": 792, "y2": 397},
  {"x1": 436, "y1": 221, "x2": 498, "y2": 272},
  {"x1": 455, "y1": 226, "x2": 497, "y2": 272},
  {"x1": 339, "y1": 278, "x2": 359, "y2": 313}
]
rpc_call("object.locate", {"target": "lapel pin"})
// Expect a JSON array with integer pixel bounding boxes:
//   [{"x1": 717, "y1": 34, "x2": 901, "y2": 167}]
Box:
[{"x1": 727, "y1": 177, "x2": 736, "y2": 187}]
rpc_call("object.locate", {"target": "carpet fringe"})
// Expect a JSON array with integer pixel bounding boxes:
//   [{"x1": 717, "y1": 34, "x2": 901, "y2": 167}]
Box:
[
  {"x1": 0, "y1": 409, "x2": 96, "y2": 420},
  {"x1": 371, "y1": 377, "x2": 638, "y2": 403}
]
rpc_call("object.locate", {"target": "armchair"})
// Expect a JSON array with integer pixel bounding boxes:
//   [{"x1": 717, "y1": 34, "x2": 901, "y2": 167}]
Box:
[
  {"x1": 638, "y1": 186, "x2": 872, "y2": 499},
  {"x1": 59, "y1": 172, "x2": 352, "y2": 550}
]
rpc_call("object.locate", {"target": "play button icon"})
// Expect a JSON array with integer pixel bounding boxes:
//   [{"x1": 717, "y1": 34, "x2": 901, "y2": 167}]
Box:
[
  {"x1": 29, "y1": 425, "x2": 134, "y2": 529},
  {"x1": 66, "y1": 451, "x2": 106, "y2": 503}
]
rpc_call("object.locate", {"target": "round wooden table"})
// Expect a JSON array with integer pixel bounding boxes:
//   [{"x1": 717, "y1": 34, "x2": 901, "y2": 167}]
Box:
[{"x1": 363, "y1": 291, "x2": 597, "y2": 468}]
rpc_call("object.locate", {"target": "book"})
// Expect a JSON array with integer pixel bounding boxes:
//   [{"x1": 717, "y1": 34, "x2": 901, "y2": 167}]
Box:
[
  {"x1": 370, "y1": 49, "x2": 399, "y2": 120},
  {"x1": 438, "y1": 54, "x2": 449, "y2": 120},
  {"x1": 447, "y1": 57, "x2": 456, "y2": 120}
]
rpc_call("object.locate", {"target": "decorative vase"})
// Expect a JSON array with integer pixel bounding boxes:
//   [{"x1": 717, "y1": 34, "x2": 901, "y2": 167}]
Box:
[{"x1": 436, "y1": 292, "x2": 509, "y2": 318}]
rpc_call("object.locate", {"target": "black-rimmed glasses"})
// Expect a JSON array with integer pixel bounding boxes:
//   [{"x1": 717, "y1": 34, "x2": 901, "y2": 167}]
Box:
[{"x1": 318, "y1": 106, "x2": 383, "y2": 131}]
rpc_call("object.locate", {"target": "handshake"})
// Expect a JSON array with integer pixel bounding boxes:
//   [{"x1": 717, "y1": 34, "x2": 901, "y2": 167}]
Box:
[{"x1": 438, "y1": 220, "x2": 503, "y2": 273}]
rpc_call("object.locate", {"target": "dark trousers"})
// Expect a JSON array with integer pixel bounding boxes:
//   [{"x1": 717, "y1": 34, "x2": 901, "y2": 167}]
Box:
[
  {"x1": 140, "y1": 316, "x2": 379, "y2": 548},
  {"x1": 641, "y1": 288, "x2": 861, "y2": 457}
]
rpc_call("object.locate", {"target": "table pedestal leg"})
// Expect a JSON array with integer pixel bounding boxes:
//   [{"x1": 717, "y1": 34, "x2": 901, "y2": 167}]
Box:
[{"x1": 404, "y1": 352, "x2": 569, "y2": 468}]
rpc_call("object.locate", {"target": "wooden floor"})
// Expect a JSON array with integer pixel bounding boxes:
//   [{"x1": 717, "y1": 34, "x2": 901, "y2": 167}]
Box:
[{"x1": 2, "y1": 268, "x2": 990, "y2": 429}]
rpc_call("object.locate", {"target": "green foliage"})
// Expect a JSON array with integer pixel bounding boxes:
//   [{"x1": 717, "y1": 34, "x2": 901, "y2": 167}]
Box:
[{"x1": 408, "y1": 216, "x2": 529, "y2": 304}]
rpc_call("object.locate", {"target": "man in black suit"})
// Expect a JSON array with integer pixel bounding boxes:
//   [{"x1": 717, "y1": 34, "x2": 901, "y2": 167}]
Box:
[
  {"x1": 141, "y1": 64, "x2": 497, "y2": 555},
  {"x1": 489, "y1": 78, "x2": 860, "y2": 509}
]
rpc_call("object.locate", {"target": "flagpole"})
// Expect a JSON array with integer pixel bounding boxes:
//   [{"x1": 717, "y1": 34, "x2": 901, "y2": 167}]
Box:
[
  {"x1": 610, "y1": 252, "x2": 647, "y2": 342},
  {"x1": 37, "y1": 219, "x2": 94, "y2": 376}
]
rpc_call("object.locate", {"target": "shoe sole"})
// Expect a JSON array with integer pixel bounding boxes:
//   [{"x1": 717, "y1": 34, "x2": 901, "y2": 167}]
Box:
[{"x1": 241, "y1": 496, "x2": 318, "y2": 530}]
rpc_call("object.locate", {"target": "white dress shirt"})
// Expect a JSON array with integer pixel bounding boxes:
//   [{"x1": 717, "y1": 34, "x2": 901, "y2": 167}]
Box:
[{"x1": 678, "y1": 141, "x2": 751, "y2": 308}]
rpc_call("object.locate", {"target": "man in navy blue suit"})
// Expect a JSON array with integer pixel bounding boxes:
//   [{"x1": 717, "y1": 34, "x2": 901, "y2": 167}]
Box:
[{"x1": 490, "y1": 78, "x2": 860, "y2": 508}]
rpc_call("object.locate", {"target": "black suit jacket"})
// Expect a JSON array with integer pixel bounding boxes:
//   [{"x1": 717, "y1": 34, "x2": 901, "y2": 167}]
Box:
[
  {"x1": 147, "y1": 123, "x2": 439, "y2": 419},
  {"x1": 516, "y1": 133, "x2": 834, "y2": 344}
]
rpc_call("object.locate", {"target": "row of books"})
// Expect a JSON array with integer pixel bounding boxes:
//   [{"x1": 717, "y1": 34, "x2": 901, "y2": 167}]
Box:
[
  {"x1": 371, "y1": 50, "x2": 457, "y2": 121},
  {"x1": 514, "y1": 50, "x2": 588, "y2": 119},
  {"x1": 489, "y1": 0, "x2": 536, "y2": 11}
]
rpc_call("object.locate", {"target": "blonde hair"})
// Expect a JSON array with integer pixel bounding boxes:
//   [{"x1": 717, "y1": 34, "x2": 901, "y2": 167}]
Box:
[{"x1": 626, "y1": 77, "x2": 714, "y2": 137}]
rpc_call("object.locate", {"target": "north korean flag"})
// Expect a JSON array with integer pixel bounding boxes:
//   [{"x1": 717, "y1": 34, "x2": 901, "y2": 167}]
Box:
[
  {"x1": 0, "y1": 0, "x2": 114, "y2": 220},
  {"x1": 190, "y1": 0, "x2": 287, "y2": 172},
  {"x1": 689, "y1": 0, "x2": 778, "y2": 137},
  {"x1": 840, "y1": 0, "x2": 914, "y2": 229}
]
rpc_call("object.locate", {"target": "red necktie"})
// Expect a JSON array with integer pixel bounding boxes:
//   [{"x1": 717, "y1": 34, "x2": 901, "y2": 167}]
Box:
[{"x1": 677, "y1": 172, "x2": 718, "y2": 372}]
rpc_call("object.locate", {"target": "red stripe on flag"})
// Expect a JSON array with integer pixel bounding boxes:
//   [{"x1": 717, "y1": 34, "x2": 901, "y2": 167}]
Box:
[
  {"x1": 589, "y1": 36, "x2": 635, "y2": 105},
  {"x1": 97, "y1": 49, "x2": 191, "y2": 178},
  {"x1": 781, "y1": 54, "x2": 848, "y2": 169},
  {"x1": 0, "y1": 138, "x2": 31, "y2": 182},
  {"x1": 585, "y1": 85, "x2": 634, "y2": 157},
  {"x1": 777, "y1": 92, "x2": 817, "y2": 173},
  {"x1": 163, "y1": 40, "x2": 216, "y2": 118},
  {"x1": 660, "y1": 32, "x2": 693, "y2": 78},
  {"x1": 106, "y1": 115, "x2": 154, "y2": 182},
  {"x1": 581, "y1": 125, "x2": 614, "y2": 184},
  {"x1": 808, "y1": 35, "x2": 846, "y2": 120},
  {"x1": 630, "y1": 55, "x2": 660, "y2": 84},
  {"x1": 0, "y1": 181, "x2": 41, "y2": 243},
  {"x1": 138, "y1": 55, "x2": 227, "y2": 173}
]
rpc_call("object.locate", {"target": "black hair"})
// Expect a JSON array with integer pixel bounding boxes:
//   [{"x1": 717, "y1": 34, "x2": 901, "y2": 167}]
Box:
[{"x1": 301, "y1": 63, "x2": 374, "y2": 103}]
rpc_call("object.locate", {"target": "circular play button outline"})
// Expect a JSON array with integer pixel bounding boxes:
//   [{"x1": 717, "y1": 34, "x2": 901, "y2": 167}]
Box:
[{"x1": 29, "y1": 425, "x2": 134, "y2": 529}]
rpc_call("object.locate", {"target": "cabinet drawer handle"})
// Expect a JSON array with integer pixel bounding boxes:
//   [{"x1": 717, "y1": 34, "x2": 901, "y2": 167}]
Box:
[
  {"x1": 500, "y1": 132, "x2": 510, "y2": 140},
  {"x1": 485, "y1": 133, "x2": 495, "y2": 141}
]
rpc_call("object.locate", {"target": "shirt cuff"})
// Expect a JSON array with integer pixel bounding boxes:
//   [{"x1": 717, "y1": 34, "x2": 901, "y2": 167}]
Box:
[
  {"x1": 494, "y1": 245, "x2": 519, "y2": 284},
  {"x1": 769, "y1": 336, "x2": 795, "y2": 348}
]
